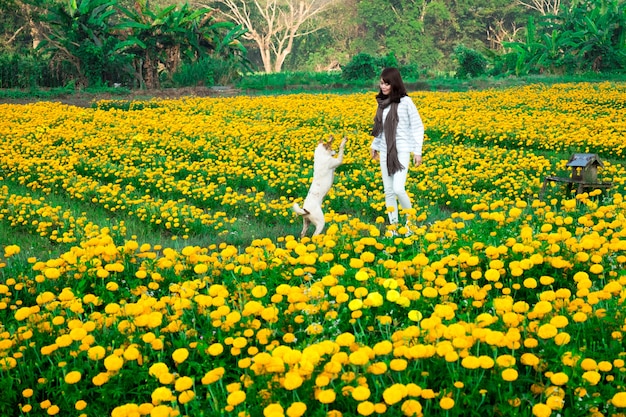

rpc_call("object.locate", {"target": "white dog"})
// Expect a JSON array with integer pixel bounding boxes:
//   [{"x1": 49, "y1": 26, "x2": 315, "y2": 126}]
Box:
[{"x1": 293, "y1": 135, "x2": 347, "y2": 237}]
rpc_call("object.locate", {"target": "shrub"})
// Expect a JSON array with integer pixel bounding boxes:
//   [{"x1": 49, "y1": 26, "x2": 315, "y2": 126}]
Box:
[
  {"x1": 0, "y1": 51, "x2": 65, "y2": 89},
  {"x1": 341, "y1": 52, "x2": 399, "y2": 81},
  {"x1": 171, "y1": 56, "x2": 244, "y2": 87},
  {"x1": 454, "y1": 45, "x2": 488, "y2": 78},
  {"x1": 489, "y1": 51, "x2": 519, "y2": 76}
]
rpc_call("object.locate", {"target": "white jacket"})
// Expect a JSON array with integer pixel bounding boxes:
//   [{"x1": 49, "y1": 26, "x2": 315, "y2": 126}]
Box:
[{"x1": 370, "y1": 96, "x2": 424, "y2": 155}]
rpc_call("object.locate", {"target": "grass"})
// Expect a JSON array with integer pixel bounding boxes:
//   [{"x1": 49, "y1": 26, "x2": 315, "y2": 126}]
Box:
[{"x1": 3, "y1": 71, "x2": 626, "y2": 106}]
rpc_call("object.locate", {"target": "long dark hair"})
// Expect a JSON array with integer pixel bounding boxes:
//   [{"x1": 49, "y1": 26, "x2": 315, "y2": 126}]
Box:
[{"x1": 376, "y1": 67, "x2": 408, "y2": 103}]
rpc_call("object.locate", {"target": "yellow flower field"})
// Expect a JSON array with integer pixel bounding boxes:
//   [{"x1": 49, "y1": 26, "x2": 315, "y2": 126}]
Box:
[{"x1": 0, "y1": 82, "x2": 625, "y2": 417}]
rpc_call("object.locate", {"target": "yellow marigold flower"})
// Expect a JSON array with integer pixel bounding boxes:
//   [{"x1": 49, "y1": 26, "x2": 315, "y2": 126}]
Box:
[
  {"x1": 537, "y1": 323, "x2": 558, "y2": 339},
  {"x1": 550, "y1": 315, "x2": 568, "y2": 328},
  {"x1": 3, "y1": 244, "x2": 20, "y2": 257},
  {"x1": 283, "y1": 372, "x2": 303, "y2": 390},
  {"x1": 368, "y1": 362, "x2": 388, "y2": 375},
  {"x1": 44, "y1": 268, "x2": 61, "y2": 279},
  {"x1": 74, "y1": 400, "x2": 87, "y2": 410},
  {"x1": 521, "y1": 353, "x2": 540, "y2": 367},
  {"x1": 546, "y1": 395, "x2": 564, "y2": 410},
  {"x1": 501, "y1": 368, "x2": 519, "y2": 382},
  {"x1": 172, "y1": 347, "x2": 189, "y2": 364},
  {"x1": 352, "y1": 386, "x2": 371, "y2": 401},
  {"x1": 611, "y1": 392, "x2": 626, "y2": 408},
  {"x1": 0, "y1": 357, "x2": 17, "y2": 370},
  {"x1": 178, "y1": 390, "x2": 195, "y2": 404},
  {"x1": 496, "y1": 355, "x2": 516, "y2": 367},
  {"x1": 103, "y1": 354, "x2": 124, "y2": 372},
  {"x1": 360, "y1": 251, "x2": 375, "y2": 263},
  {"x1": 582, "y1": 371, "x2": 601, "y2": 385},
  {"x1": 461, "y1": 356, "x2": 480, "y2": 369},
  {"x1": 149, "y1": 362, "x2": 169, "y2": 378},
  {"x1": 408, "y1": 310, "x2": 423, "y2": 322},
  {"x1": 207, "y1": 343, "x2": 224, "y2": 356},
  {"x1": 390, "y1": 359, "x2": 408, "y2": 371},
  {"x1": 64, "y1": 371, "x2": 82, "y2": 384},
  {"x1": 150, "y1": 405, "x2": 173, "y2": 417},
  {"x1": 264, "y1": 403, "x2": 285, "y2": 417},
  {"x1": 350, "y1": 258, "x2": 364, "y2": 268},
  {"x1": 401, "y1": 399, "x2": 422, "y2": 416},
  {"x1": 123, "y1": 346, "x2": 140, "y2": 361},
  {"x1": 532, "y1": 403, "x2": 552, "y2": 417},
  {"x1": 523, "y1": 278, "x2": 537, "y2": 289},
  {"x1": 484, "y1": 269, "x2": 500, "y2": 281},
  {"x1": 383, "y1": 383, "x2": 407, "y2": 405},
  {"x1": 286, "y1": 402, "x2": 307, "y2": 417},
  {"x1": 357, "y1": 401, "x2": 375, "y2": 416},
  {"x1": 554, "y1": 332, "x2": 571, "y2": 346},
  {"x1": 349, "y1": 350, "x2": 370, "y2": 366},
  {"x1": 92, "y1": 372, "x2": 109, "y2": 386},
  {"x1": 226, "y1": 382, "x2": 241, "y2": 393},
  {"x1": 335, "y1": 332, "x2": 356, "y2": 347},
  {"x1": 151, "y1": 387, "x2": 175, "y2": 405},
  {"x1": 251, "y1": 285, "x2": 268, "y2": 298},
  {"x1": 366, "y1": 292, "x2": 383, "y2": 307},
  {"x1": 22, "y1": 388, "x2": 34, "y2": 398},
  {"x1": 317, "y1": 389, "x2": 336, "y2": 404},
  {"x1": 202, "y1": 367, "x2": 225, "y2": 385},
  {"x1": 227, "y1": 390, "x2": 246, "y2": 406},
  {"x1": 421, "y1": 389, "x2": 436, "y2": 399},
  {"x1": 47, "y1": 405, "x2": 60, "y2": 415},
  {"x1": 549, "y1": 372, "x2": 569, "y2": 386},
  {"x1": 373, "y1": 340, "x2": 393, "y2": 356},
  {"x1": 349, "y1": 299, "x2": 363, "y2": 311},
  {"x1": 174, "y1": 376, "x2": 193, "y2": 392},
  {"x1": 580, "y1": 358, "x2": 597, "y2": 371},
  {"x1": 329, "y1": 264, "x2": 346, "y2": 276},
  {"x1": 14, "y1": 307, "x2": 32, "y2": 321},
  {"x1": 439, "y1": 397, "x2": 455, "y2": 410}
]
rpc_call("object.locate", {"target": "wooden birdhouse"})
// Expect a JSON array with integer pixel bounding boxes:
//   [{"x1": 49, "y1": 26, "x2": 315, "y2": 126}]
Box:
[{"x1": 566, "y1": 153, "x2": 603, "y2": 183}]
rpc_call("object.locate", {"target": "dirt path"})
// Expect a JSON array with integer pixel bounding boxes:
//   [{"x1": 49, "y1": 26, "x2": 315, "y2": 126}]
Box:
[{"x1": 0, "y1": 86, "x2": 242, "y2": 107}]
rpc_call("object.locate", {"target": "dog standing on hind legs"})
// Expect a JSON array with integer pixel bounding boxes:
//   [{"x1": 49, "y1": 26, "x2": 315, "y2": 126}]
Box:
[{"x1": 293, "y1": 135, "x2": 347, "y2": 237}]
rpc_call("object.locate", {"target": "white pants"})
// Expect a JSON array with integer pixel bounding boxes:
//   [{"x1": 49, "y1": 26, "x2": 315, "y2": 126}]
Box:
[{"x1": 379, "y1": 151, "x2": 412, "y2": 224}]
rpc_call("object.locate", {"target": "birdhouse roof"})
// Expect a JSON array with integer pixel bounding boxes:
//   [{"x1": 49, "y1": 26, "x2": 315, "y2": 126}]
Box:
[{"x1": 566, "y1": 153, "x2": 604, "y2": 168}]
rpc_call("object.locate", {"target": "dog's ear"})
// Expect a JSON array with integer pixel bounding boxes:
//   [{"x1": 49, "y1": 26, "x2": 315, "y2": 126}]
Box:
[{"x1": 328, "y1": 135, "x2": 334, "y2": 144}]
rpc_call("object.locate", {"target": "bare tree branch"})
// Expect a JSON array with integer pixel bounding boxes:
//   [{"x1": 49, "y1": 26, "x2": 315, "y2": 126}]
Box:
[
  {"x1": 516, "y1": 0, "x2": 561, "y2": 15},
  {"x1": 487, "y1": 19, "x2": 522, "y2": 50},
  {"x1": 4, "y1": 26, "x2": 25, "y2": 45}
]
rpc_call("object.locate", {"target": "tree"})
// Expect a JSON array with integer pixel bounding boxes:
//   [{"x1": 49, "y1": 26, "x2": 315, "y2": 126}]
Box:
[
  {"x1": 202, "y1": 0, "x2": 337, "y2": 73},
  {"x1": 504, "y1": 0, "x2": 626, "y2": 74},
  {"x1": 115, "y1": 1, "x2": 248, "y2": 88},
  {"x1": 37, "y1": 0, "x2": 124, "y2": 87}
]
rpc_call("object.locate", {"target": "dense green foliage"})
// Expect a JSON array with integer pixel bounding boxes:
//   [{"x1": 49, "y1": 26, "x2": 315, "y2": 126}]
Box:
[
  {"x1": 0, "y1": 0, "x2": 249, "y2": 89},
  {"x1": 0, "y1": 0, "x2": 624, "y2": 88}
]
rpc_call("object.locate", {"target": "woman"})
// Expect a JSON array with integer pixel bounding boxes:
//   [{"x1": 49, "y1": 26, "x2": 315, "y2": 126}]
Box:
[{"x1": 370, "y1": 67, "x2": 424, "y2": 230}]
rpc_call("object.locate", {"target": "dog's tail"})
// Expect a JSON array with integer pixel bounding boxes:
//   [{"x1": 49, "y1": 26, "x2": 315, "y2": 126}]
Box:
[{"x1": 293, "y1": 202, "x2": 309, "y2": 216}]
